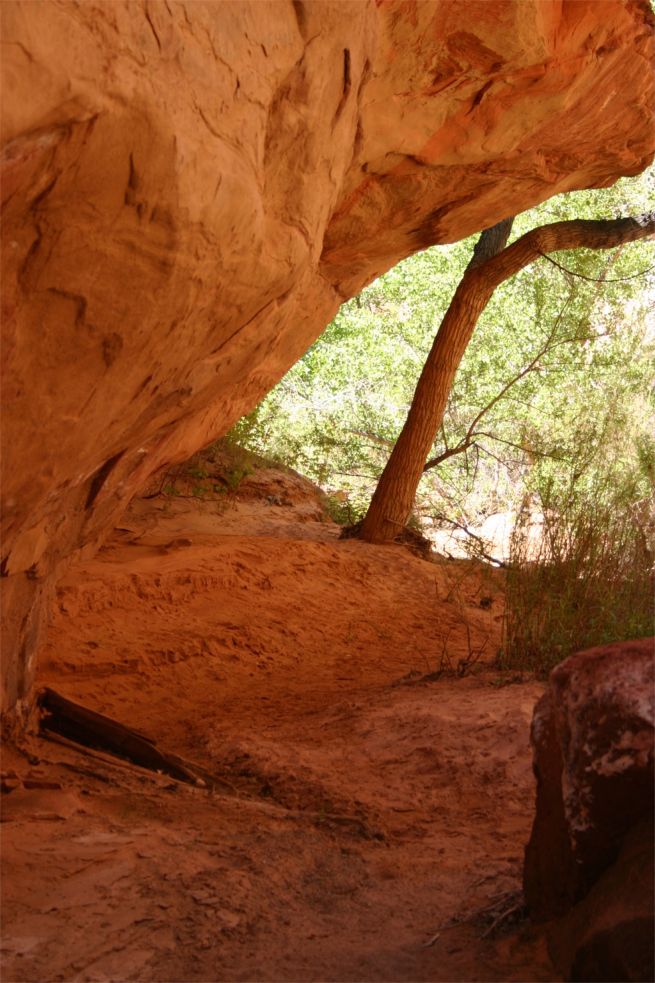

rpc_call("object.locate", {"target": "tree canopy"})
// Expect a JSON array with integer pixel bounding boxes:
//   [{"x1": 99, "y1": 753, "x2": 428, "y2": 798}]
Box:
[{"x1": 234, "y1": 169, "x2": 654, "y2": 551}]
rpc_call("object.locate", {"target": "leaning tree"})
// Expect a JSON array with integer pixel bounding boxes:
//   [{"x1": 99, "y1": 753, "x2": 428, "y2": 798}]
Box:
[{"x1": 356, "y1": 213, "x2": 655, "y2": 544}]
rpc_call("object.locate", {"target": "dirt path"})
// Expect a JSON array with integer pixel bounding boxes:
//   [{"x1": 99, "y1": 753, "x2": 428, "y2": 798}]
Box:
[{"x1": 2, "y1": 464, "x2": 558, "y2": 982}]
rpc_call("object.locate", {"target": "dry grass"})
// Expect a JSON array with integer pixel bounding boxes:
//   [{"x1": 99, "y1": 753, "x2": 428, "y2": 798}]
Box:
[{"x1": 499, "y1": 475, "x2": 653, "y2": 675}]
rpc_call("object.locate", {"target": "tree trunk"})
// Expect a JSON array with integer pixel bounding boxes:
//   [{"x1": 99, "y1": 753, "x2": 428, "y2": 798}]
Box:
[{"x1": 357, "y1": 214, "x2": 655, "y2": 544}]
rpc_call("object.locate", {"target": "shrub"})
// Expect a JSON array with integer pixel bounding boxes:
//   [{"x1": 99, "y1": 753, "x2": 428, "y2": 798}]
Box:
[{"x1": 499, "y1": 462, "x2": 653, "y2": 675}]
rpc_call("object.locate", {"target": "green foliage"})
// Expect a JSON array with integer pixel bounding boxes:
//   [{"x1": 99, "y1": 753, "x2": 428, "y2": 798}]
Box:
[
  {"x1": 322, "y1": 494, "x2": 362, "y2": 526},
  {"x1": 235, "y1": 172, "x2": 653, "y2": 537},
  {"x1": 231, "y1": 169, "x2": 654, "y2": 664},
  {"x1": 155, "y1": 439, "x2": 259, "y2": 502},
  {"x1": 223, "y1": 465, "x2": 254, "y2": 489}
]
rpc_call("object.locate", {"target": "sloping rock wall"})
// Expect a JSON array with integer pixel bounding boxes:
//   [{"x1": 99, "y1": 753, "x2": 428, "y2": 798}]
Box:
[{"x1": 2, "y1": 0, "x2": 654, "y2": 717}]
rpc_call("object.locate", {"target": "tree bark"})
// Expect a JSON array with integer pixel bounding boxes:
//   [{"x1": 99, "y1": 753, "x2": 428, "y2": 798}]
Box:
[{"x1": 357, "y1": 214, "x2": 655, "y2": 544}]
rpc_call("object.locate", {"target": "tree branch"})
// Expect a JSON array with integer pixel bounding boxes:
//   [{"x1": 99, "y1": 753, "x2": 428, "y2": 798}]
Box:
[
  {"x1": 469, "y1": 217, "x2": 515, "y2": 268},
  {"x1": 477, "y1": 215, "x2": 655, "y2": 293},
  {"x1": 422, "y1": 288, "x2": 580, "y2": 473},
  {"x1": 538, "y1": 252, "x2": 655, "y2": 283},
  {"x1": 429, "y1": 512, "x2": 507, "y2": 567},
  {"x1": 474, "y1": 432, "x2": 568, "y2": 460},
  {"x1": 345, "y1": 428, "x2": 394, "y2": 449}
]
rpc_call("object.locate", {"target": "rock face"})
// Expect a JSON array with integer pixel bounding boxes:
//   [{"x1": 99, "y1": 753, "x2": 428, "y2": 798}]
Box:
[
  {"x1": 1, "y1": 1, "x2": 654, "y2": 717},
  {"x1": 524, "y1": 638, "x2": 655, "y2": 980},
  {"x1": 550, "y1": 819, "x2": 654, "y2": 983}
]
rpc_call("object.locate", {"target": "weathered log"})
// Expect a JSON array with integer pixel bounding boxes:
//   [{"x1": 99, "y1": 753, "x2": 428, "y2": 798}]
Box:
[{"x1": 39, "y1": 687, "x2": 207, "y2": 786}]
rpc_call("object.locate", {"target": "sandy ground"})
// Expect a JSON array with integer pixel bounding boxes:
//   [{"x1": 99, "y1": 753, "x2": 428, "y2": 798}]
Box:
[{"x1": 2, "y1": 454, "x2": 558, "y2": 982}]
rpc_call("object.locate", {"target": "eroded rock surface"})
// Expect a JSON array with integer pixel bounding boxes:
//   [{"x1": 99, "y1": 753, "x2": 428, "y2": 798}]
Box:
[
  {"x1": 549, "y1": 819, "x2": 654, "y2": 983},
  {"x1": 2, "y1": 0, "x2": 654, "y2": 714},
  {"x1": 524, "y1": 639, "x2": 655, "y2": 978}
]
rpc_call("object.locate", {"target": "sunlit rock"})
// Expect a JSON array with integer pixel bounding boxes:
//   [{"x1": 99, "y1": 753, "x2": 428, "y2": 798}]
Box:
[{"x1": 2, "y1": 0, "x2": 654, "y2": 715}]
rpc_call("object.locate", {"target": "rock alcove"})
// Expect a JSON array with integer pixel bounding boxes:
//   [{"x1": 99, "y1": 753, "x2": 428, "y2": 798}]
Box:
[
  {"x1": 2, "y1": 0, "x2": 654, "y2": 716},
  {"x1": 1, "y1": 3, "x2": 654, "y2": 981}
]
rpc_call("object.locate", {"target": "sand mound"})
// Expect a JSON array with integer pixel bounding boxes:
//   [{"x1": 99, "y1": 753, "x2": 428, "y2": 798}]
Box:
[{"x1": 2, "y1": 451, "x2": 555, "y2": 982}]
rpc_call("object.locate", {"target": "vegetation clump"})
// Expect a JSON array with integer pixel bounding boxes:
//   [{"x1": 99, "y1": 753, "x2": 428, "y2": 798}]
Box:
[{"x1": 500, "y1": 452, "x2": 654, "y2": 675}]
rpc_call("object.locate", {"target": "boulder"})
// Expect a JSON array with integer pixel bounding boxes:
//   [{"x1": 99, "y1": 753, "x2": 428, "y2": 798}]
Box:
[
  {"x1": 524, "y1": 638, "x2": 654, "y2": 979},
  {"x1": 2, "y1": 1, "x2": 655, "y2": 716},
  {"x1": 549, "y1": 819, "x2": 654, "y2": 982}
]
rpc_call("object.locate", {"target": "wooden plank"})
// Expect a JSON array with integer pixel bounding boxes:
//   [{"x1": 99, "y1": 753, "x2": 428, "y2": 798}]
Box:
[{"x1": 39, "y1": 687, "x2": 206, "y2": 786}]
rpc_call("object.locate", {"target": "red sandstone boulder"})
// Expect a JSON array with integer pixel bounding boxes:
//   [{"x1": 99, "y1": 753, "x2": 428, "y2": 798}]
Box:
[
  {"x1": 524, "y1": 638, "x2": 654, "y2": 979},
  {"x1": 549, "y1": 819, "x2": 654, "y2": 982}
]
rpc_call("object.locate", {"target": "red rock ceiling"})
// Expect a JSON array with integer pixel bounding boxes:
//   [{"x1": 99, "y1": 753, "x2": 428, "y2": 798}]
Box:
[{"x1": 1, "y1": 0, "x2": 654, "y2": 717}]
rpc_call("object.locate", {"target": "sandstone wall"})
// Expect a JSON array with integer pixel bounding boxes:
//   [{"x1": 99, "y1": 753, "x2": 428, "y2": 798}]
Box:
[{"x1": 1, "y1": 0, "x2": 654, "y2": 716}]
